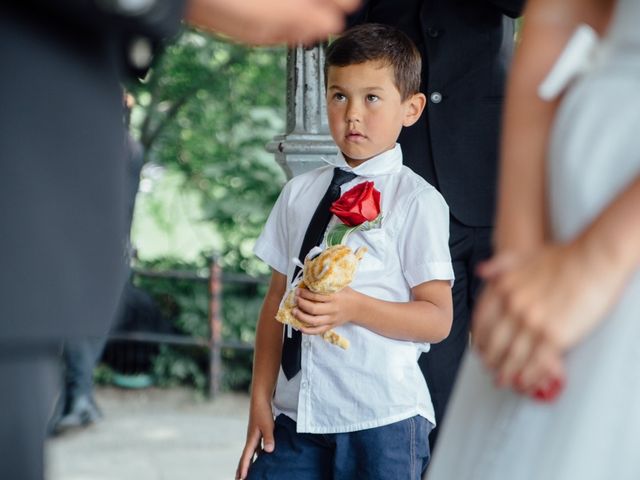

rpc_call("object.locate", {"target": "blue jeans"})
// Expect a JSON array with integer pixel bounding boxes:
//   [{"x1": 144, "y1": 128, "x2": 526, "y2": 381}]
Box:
[{"x1": 248, "y1": 414, "x2": 432, "y2": 480}]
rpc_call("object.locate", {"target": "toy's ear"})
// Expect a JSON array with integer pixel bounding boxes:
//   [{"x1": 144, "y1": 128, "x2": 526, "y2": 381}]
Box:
[{"x1": 402, "y1": 92, "x2": 426, "y2": 127}]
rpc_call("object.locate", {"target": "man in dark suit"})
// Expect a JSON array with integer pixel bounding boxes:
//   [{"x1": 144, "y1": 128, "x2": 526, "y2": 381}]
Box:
[
  {"x1": 0, "y1": 1, "x2": 357, "y2": 478},
  {"x1": 51, "y1": 130, "x2": 144, "y2": 435},
  {"x1": 350, "y1": 0, "x2": 524, "y2": 447}
]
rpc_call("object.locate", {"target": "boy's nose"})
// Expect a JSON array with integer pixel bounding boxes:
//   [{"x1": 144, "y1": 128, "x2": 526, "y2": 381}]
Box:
[{"x1": 345, "y1": 105, "x2": 361, "y2": 123}]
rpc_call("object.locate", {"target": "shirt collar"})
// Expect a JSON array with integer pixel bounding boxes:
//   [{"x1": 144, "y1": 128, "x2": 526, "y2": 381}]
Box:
[{"x1": 322, "y1": 143, "x2": 403, "y2": 177}]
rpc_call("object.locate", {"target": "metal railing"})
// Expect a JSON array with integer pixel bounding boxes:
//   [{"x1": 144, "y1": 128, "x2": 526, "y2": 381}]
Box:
[{"x1": 107, "y1": 257, "x2": 267, "y2": 398}]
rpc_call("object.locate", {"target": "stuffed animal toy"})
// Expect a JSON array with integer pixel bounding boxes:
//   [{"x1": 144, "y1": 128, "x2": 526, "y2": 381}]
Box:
[{"x1": 275, "y1": 244, "x2": 367, "y2": 349}]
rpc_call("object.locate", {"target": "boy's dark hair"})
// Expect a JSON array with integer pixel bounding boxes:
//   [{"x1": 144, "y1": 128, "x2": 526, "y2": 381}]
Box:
[{"x1": 325, "y1": 23, "x2": 422, "y2": 100}]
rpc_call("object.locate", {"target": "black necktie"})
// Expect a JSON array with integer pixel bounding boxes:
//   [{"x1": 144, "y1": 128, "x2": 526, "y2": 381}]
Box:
[{"x1": 281, "y1": 167, "x2": 358, "y2": 380}]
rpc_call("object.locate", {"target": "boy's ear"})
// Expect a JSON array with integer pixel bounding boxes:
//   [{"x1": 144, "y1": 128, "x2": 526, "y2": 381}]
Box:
[{"x1": 402, "y1": 92, "x2": 427, "y2": 127}]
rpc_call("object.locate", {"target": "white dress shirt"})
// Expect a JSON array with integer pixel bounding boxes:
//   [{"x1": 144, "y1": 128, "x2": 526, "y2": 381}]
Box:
[{"x1": 254, "y1": 144, "x2": 454, "y2": 433}]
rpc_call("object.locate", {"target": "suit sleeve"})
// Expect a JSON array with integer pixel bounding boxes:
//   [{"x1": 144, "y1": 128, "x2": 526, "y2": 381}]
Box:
[
  {"x1": 5, "y1": 0, "x2": 186, "y2": 39},
  {"x1": 482, "y1": 0, "x2": 525, "y2": 19},
  {"x1": 4, "y1": 0, "x2": 186, "y2": 78}
]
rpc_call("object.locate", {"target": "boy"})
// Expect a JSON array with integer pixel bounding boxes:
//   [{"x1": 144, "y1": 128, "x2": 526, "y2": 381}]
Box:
[{"x1": 237, "y1": 23, "x2": 454, "y2": 480}]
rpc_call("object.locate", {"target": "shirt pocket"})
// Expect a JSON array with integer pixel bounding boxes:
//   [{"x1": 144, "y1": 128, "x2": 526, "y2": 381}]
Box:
[{"x1": 352, "y1": 228, "x2": 386, "y2": 273}]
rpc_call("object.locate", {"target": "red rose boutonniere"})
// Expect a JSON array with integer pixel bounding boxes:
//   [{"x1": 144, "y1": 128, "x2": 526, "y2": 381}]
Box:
[
  {"x1": 326, "y1": 181, "x2": 383, "y2": 246},
  {"x1": 330, "y1": 181, "x2": 380, "y2": 226}
]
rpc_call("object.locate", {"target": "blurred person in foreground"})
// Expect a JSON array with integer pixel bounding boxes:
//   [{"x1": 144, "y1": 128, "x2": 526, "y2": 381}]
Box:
[
  {"x1": 0, "y1": 1, "x2": 358, "y2": 479},
  {"x1": 50, "y1": 95, "x2": 144, "y2": 435},
  {"x1": 428, "y1": 0, "x2": 640, "y2": 478}
]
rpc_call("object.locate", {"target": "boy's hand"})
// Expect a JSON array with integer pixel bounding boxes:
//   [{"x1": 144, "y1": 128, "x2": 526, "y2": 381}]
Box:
[
  {"x1": 293, "y1": 287, "x2": 358, "y2": 335},
  {"x1": 236, "y1": 398, "x2": 275, "y2": 480}
]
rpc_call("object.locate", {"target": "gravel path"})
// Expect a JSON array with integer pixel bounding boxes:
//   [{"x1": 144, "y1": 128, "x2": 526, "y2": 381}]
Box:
[{"x1": 48, "y1": 387, "x2": 250, "y2": 480}]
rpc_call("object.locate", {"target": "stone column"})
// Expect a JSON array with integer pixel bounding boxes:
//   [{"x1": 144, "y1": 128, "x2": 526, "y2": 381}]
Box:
[{"x1": 268, "y1": 44, "x2": 337, "y2": 178}]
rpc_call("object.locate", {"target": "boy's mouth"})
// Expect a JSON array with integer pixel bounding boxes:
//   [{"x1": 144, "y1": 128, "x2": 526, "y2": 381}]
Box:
[{"x1": 346, "y1": 131, "x2": 366, "y2": 142}]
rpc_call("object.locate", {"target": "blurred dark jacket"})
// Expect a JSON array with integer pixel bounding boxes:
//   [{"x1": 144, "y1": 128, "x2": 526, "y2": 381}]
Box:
[
  {"x1": 350, "y1": 0, "x2": 524, "y2": 226},
  {"x1": 0, "y1": 1, "x2": 184, "y2": 342}
]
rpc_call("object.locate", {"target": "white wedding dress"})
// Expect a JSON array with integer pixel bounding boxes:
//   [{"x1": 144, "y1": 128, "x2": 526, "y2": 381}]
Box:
[{"x1": 428, "y1": 1, "x2": 640, "y2": 478}]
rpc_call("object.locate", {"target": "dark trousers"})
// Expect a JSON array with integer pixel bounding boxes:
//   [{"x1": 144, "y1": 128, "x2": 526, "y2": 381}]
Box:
[
  {"x1": 63, "y1": 337, "x2": 107, "y2": 399},
  {"x1": 418, "y1": 217, "x2": 492, "y2": 449},
  {"x1": 47, "y1": 336, "x2": 108, "y2": 427},
  {"x1": 248, "y1": 415, "x2": 432, "y2": 480},
  {"x1": 52, "y1": 280, "x2": 133, "y2": 422},
  {"x1": 0, "y1": 343, "x2": 60, "y2": 480}
]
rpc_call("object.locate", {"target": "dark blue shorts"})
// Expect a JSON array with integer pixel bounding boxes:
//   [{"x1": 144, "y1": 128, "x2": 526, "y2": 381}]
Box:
[{"x1": 247, "y1": 414, "x2": 432, "y2": 480}]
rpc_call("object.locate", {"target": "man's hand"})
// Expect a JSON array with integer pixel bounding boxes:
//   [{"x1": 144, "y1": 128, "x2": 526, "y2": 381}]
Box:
[{"x1": 186, "y1": 0, "x2": 360, "y2": 46}]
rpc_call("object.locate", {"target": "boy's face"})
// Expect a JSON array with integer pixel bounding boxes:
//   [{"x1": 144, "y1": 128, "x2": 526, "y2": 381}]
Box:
[{"x1": 326, "y1": 60, "x2": 425, "y2": 167}]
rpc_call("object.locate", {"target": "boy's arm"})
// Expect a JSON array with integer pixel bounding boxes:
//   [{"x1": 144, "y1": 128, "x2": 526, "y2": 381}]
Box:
[
  {"x1": 236, "y1": 270, "x2": 286, "y2": 480},
  {"x1": 295, "y1": 279, "x2": 453, "y2": 343}
]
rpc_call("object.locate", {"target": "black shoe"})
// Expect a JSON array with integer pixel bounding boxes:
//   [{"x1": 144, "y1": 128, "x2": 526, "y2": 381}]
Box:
[{"x1": 52, "y1": 395, "x2": 103, "y2": 434}]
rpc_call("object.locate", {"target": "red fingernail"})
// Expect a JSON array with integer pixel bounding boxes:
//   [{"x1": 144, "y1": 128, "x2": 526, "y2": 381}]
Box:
[{"x1": 533, "y1": 377, "x2": 565, "y2": 402}]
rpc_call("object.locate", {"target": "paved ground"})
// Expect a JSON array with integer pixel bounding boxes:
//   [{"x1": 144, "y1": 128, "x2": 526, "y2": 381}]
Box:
[{"x1": 48, "y1": 387, "x2": 250, "y2": 480}]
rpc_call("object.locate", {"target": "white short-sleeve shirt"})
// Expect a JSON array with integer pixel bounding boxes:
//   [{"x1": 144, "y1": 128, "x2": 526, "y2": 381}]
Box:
[{"x1": 254, "y1": 144, "x2": 454, "y2": 434}]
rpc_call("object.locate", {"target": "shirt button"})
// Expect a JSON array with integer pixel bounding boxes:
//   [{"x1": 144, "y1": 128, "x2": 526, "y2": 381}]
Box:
[
  {"x1": 303, "y1": 340, "x2": 311, "y2": 348},
  {"x1": 427, "y1": 27, "x2": 440, "y2": 38},
  {"x1": 301, "y1": 381, "x2": 308, "y2": 389},
  {"x1": 430, "y1": 92, "x2": 443, "y2": 104},
  {"x1": 128, "y1": 36, "x2": 153, "y2": 70},
  {"x1": 117, "y1": 0, "x2": 155, "y2": 14}
]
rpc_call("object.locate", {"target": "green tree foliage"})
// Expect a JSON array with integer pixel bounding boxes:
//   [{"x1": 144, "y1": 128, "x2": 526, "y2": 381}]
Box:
[
  {"x1": 112, "y1": 32, "x2": 289, "y2": 392},
  {"x1": 129, "y1": 30, "x2": 287, "y2": 274}
]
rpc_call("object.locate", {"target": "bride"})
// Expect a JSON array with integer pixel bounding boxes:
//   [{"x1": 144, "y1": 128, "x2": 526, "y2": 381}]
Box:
[{"x1": 428, "y1": 0, "x2": 640, "y2": 477}]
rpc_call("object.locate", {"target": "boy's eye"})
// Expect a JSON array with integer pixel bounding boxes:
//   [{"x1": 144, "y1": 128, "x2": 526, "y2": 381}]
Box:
[
  {"x1": 333, "y1": 93, "x2": 346, "y2": 101},
  {"x1": 366, "y1": 94, "x2": 379, "y2": 103}
]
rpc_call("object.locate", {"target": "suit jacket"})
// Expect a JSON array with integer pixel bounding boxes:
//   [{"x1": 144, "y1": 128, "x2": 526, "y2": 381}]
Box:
[
  {"x1": 350, "y1": 0, "x2": 524, "y2": 227},
  {"x1": 0, "y1": 1, "x2": 184, "y2": 342}
]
